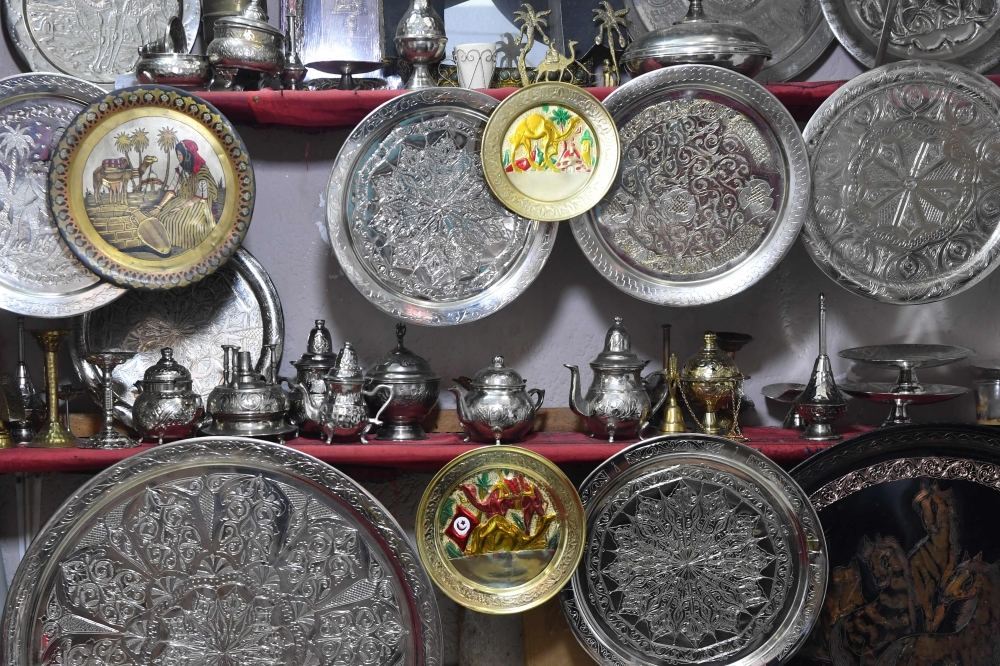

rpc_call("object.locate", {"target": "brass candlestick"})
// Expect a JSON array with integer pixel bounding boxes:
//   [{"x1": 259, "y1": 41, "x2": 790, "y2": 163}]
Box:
[
  {"x1": 80, "y1": 352, "x2": 139, "y2": 449},
  {"x1": 28, "y1": 330, "x2": 79, "y2": 448}
]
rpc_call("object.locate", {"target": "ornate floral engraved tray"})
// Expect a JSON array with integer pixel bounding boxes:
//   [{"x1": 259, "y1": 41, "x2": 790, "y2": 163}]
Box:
[
  {"x1": 482, "y1": 82, "x2": 619, "y2": 222},
  {"x1": 572, "y1": 66, "x2": 810, "y2": 306},
  {"x1": 50, "y1": 86, "x2": 254, "y2": 290},
  {"x1": 71, "y1": 248, "x2": 283, "y2": 428},
  {"x1": 5, "y1": 0, "x2": 199, "y2": 85},
  {"x1": 820, "y1": 0, "x2": 1000, "y2": 71},
  {"x1": 791, "y1": 424, "x2": 1000, "y2": 665},
  {"x1": 625, "y1": 0, "x2": 833, "y2": 83},
  {"x1": 0, "y1": 73, "x2": 125, "y2": 317},
  {"x1": 803, "y1": 61, "x2": 1000, "y2": 304},
  {"x1": 0, "y1": 437, "x2": 443, "y2": 666},
  {"x1": 416, "y1": 446, "x2": 585, "y2": 614},
  {"x1": 562, "y1": 434, "x2": 826, "y2": 666},
  {"x1": 326, "y1": 88, "x2": 556, "y2": 325}
]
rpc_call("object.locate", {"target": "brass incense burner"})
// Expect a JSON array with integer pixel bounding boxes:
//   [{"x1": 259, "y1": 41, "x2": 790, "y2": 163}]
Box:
[{"x1": 679, "y1": 332, "x2": 744, "y2": 439}]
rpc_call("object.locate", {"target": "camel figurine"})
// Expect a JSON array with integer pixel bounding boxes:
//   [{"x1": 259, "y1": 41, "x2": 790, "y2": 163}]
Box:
[
  {"x1": 93, "y1": 155, "x2": 158, "y2": 205},
  {"x1": 535, "y1": 40, "x2": 589, "y2": 83},
  {"x1": 509, "y1": 114, "x2": 582, "y2": 171}
]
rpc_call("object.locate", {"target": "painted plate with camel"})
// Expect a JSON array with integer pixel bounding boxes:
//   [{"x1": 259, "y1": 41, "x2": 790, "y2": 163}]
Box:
[
  {"x1": 416, "y1": 446, "x2": 584, "y2": 614},
  {"x1": 49, "y1": 86, "x2": 254, "y2": 290},
  {"x1": 792, "y1": 423, "x2": 1000, "y2": 666}
]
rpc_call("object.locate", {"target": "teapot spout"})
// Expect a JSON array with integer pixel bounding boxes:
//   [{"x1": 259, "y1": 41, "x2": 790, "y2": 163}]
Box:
[
  {"x1": 448, "y1": 385, "x2": 471, "y2": 421},
  {"x1": 565, "y1": 364, "x2": 590, "y2": 417}
]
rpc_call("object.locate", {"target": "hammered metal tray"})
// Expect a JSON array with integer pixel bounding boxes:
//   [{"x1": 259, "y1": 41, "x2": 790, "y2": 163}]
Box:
[
  {"x1": 326, "y1": 88, "x2": 557, "y2": 325},
  {"x1": 792, "y1": 424, "x2": 1000, "y2": 665},
  {"x1": 562, "y1": 434, "x2": 826, "y2": 666},
  {"x1": 803, "y1": 61, "x2": 1000, "y2": 304},
  {"x1": 5, "y1": 0, "x2": 200, "y2": 85},
  {"x1": 71, "y1": 248, "x2": 283, "y2": 427},
  {"x1": 0, "y1": 436, "x2": 443, "y2": 666},
  {"x1": 625, "y1": 0, "x2": 833, "y2": 83},
  {"x1": 0, "y1": 73, "x2": 124, "y2": 317},
  {"x1": 572, "y1": 65, "x2": 810, "y2": 306},
  {"x1": 820, "y1": 0, "x2": 1000, "y2": 71}
]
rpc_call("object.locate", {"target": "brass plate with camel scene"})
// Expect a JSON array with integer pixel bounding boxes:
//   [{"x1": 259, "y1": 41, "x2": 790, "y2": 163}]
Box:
[
  {"x1": 416, "y1": 446, "x2": 585, "y2": 614},
  {"x1": 792, "y1": 424, "x2": 1000, "y2": 666},
  {"x1": 482, "y1": 82, "x2": 619, "y2": 222},
  {"x1": 50, "y1": 87, "x2": 254, "y2": 290}
]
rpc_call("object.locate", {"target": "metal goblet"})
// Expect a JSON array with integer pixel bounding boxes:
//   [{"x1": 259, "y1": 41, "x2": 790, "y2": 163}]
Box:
[
  {"x1": 28, "y1": 330, "x2": 79, "y2": 448},
  {"x1": 79, "y1": 352, "x2": 140, "y2": 450}
]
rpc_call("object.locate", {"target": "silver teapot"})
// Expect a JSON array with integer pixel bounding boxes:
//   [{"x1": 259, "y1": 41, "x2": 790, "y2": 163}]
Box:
[
  {"x1": 566, "y1": 317, "x2": 668, "y2": 442},
  {"x1": 203, "y1": 344, "x2": 296, "y2": 441},
  {"x1": 321, "y1": 342, "x2": 394, "y2": 443},
  {"x1": 364, "y1": 323, "x2": 440, "y2": 441},
  {"x1": 450, "y1": 355, "x2": 544, "y2": 445},
  {"x1": 133, "y1": 347, "x2": 204, "y2": 445},
  {"x1": 286, "y1": 319, "x2": 338, "y2": 430}
]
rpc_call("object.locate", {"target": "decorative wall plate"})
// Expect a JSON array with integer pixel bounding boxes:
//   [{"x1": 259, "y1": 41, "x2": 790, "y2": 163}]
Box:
[
  {"x1": 625, "y1": 0, "x2": 833, "y2": 83},
  {"x1": 792, "y1": 424, "x2": 1000, "y2": 665},
  {"x1": 562, "y1": 434, "x2": 826, "y2": 666},
  {"x1": 820, "y1": 0, "x2": 1000, "y2": 71},
  {"x1": 0, "y1": 436, "x2": 443, "y2": 666},
  {"x1": 71, "y1": 248, "x2": 283, "y2": 428},
  {"x1": 50, "y1": 86, "x2": 254, "y2": 290},
  {"x1": 326, "y1": 88, "x2": 556, "y2": 325},
  {"x1": 571, "y1": 65, "x2": 809, "y2": 306},
  {"x1": 416, "y1": 446, "x2": 585, "y2": 614},
  {"x1": 802, "y1": 61, "x2": 1000, "y2": 304},
  {"x1": 0, "y1": 73, "x2": 125, "y2": 317},
  {"x1": 5, "y1": 0, "x2": 199, "y2": 85},
  {"x1": 481, "y1": 82, "x2": 619, "y2": 222}
]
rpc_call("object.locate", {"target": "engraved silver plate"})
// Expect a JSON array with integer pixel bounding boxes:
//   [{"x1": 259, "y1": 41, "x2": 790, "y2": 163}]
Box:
[
  {"x1": 0, "y1": 436, "x2": 443, "y2": 666},
  {"x1": 803, "y1": 61, "x2": 1000, "y2": 304},
  {"x1": 561, "y1": 434, "x2": 826, "y2": 666},
  {"x1": 5, "y1": 0, "x2": 200, "y2": 84},
  {"x1": 326, "y1": 88, "x2": 557, "y2": 326},
  {"x1": 625, "y1": 0, "x2": 834, "y2": 83},
  {"x1": 820, "y1": 0, "x2": 1000, "y2": 71},
  {"x1": 71, "y1": 248, "x2": 283, "y2": 427},
  {"x1": 571, "y1": 65, "x2": 809, "y2": 306},
  {"x1": 0, "y1": 73, "x2": 124, "y2": 317}
]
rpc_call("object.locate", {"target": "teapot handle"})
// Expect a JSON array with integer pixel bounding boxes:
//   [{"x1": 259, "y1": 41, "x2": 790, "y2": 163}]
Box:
[
  {"x1": 367, "y1": 384, "x2": 395, "y2": 426},
  {"x1": 639, "y1": 372, "x2": 671, "y2": 440},
  {"x1": 528, "y1": 388, "x2": 545, "y2": 412}
]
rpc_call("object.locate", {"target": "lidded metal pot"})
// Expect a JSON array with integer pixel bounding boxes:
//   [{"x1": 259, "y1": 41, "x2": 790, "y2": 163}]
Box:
[
  {"x1": 203, "y1": 344, "x2": 296, "y2": 441},
  {"x1": 450, "y1": 355, "x2": 544, "y2": 445},
  {"x1": 566, "y1": 317, "x2": 668, "y2": 442},
  {"x1": 132, "y1": 348, "x2": 204, "y2": 445},
  {"x1": 286, "y1": 319, "x2": 338, "y2": 430},
  {"x1": 680, "y1": 332, "x2": 743, "y2": 437},
  {"x1": 364, "y1": 323, "x2": 440, "y2": 441},
  {"x1": 322, "y1": 342, "x2": 394, "y2": 444}
]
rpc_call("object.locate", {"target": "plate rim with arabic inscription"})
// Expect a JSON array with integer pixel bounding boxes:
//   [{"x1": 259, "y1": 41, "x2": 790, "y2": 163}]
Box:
[{"x1": 571, "y1": 65, "x2": 810, "y2": 306}]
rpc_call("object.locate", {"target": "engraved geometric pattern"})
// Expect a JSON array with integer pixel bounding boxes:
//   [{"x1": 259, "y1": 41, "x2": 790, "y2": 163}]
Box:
[{"x1": 803, "y1": 61, "x2": 1000, "y2": 303}]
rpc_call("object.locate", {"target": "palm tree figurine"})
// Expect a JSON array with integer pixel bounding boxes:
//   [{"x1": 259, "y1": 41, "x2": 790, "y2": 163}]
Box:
[
  {"x1": 593, "y1": 1, "x2": 628, "y2": 85},
  {"x1": 513, "y1": 3, "x2": 551, "y2": 87}
]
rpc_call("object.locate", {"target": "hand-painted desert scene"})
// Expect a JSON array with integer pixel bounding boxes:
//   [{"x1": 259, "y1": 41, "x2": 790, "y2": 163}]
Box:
[{"x1": 502, "y1": 104, "x2": 595, "y2": 202}]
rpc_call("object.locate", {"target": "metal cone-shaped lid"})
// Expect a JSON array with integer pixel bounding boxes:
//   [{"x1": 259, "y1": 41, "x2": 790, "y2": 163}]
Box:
[
  {"x1": 593, "y1": 317, "x2": 647, "y2": 369},
  {"x1": 142, "y1": 348, "x2": 193, "y2": 385},
  {"x1": 795, "y1": 294, "x2": 847, "y2": 407},
  {"x1": 471, "y1": 355, "x2": 525, "y2": 389},
  {"x1": 367, "y1": 323, "x2": 440, "y2": 383},
  {"x1": 329, "y1": 342, "x2": 364, "y2": 381}
]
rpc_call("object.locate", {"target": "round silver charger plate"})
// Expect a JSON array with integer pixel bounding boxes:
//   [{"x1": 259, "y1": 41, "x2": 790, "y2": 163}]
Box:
[
  {"x1": 0, "y1": 73, "x2": 124, "y2": 317},
  {"x1": 4, "y1": 0, "x2": 200, "y2": 85},
  {"x1": 326, "y1": 88, "x2": 557, "y2": 326},
  {"x1": 624, "y1": 0, "x2": 833, "y2": 83},
  {"x1": 803, "y1": 60, "x2": 1000, "y2": 304},
  {"x1": 820, "y1": 0, "x2": 1000, "y2": 71},
  {"x1": 839, "y1": 343, "x2": 975, "y2": 368},
  {"x1": 0, "y1": 436, "x2": 443, "y2": 666},
  {"x1": 71, "y1": 247, "x2": 283, "y2": 427},
  {"x1": 571, "y1": 65, "x2": 810, "y2": 306},
  {"x1": 561, "y1": 434, "x2": 826, "y2": 666}
]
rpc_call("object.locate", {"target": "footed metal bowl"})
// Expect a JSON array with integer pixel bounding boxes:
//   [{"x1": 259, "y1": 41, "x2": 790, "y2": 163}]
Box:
[{"x1": 136, "y1": 53, "x2": 212, "y2": 88}]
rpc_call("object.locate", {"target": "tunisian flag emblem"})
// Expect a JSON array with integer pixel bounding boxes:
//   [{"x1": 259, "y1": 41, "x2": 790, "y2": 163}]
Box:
[{"x1": 445, "y1": 505, "x2": 480, "y2": 553}]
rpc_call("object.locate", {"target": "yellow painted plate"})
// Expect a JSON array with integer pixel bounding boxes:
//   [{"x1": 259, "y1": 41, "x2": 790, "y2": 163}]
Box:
[
  {"x1": 417, "y1": 445, "x2": 585, "y2": 614},
  {"x1": 482, "y1": 82, "x2": 619, "y2": 222},
  {"x1": 50, "y1": 86, "x2": 254, "y2": 290}
]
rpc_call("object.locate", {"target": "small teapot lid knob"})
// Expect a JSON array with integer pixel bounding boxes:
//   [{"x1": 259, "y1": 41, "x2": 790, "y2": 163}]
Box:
[
  {"x1": 703, "y1": 332, "x2": 717, "y2": 349},
  {"x1": 493, "y1": 355, "x2": 505, "y2": 367},
  {"x1": 395, "y1": 322, "x2": 407, "y2": 348},
  {"x1": 306, "y1": 319, "x2": 333, "y2": 355},
  {"x1": 162, "y1": 347, "x2": 173, "y2": 360},
  {"x1": 604, "y1": 316, "x2": 631, "y2": 353}
]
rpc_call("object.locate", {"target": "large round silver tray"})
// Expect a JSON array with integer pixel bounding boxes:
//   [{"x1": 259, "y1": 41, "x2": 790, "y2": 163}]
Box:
[
  {"x1": 571, "y1": 65, "x2": 809, "y2": 306},
  {"x1": 4, "y1": 0, "x2": 200, "y2": 85},
  {"x1": 0, "y1": 436, "x2": 443, "y2": 666},
  {"x1": 0, "y1": 73, "x2": 124, "y2": 317},
  {"x1": 820, "y1": 0, "x2": 1000, "y2": 71},
  {"x1": 71, "y1": 247, "x2": 283, "y2": 427},
  {"x1": 803, "y1": 61, "x2": 1000, "y2": 304},
  {"x1": 561, "y1": 434, "x2": 826, "y2": 666},
  {"x1": 326, "y1": 88, "x2": 557, "y2": 326},
  {"x1": 624, "y1": 0, "x2": 833, "y2": 83}
]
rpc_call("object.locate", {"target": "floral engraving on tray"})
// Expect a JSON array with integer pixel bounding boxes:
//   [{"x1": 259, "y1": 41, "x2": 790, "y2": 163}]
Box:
[{"x1": 851, "y1": 0, "x2": 1000, "y2": 53}]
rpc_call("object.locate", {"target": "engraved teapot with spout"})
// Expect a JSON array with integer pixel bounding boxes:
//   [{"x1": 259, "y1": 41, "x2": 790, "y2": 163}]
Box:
[
  {"x1": 450, "y1": 355, "x2": 544, "y2": 445},
  {"x1": 202, "y1": 344, "x2": 296, "y2": 441},
  {"x1": 132, "y1": 347, "x2": 204, "y2": 445},
  {"x1": 566, "y1": 317, "x2": 668, "y2": 442},
  {"x1": 321, "y1": 342, "x2": 394, "y2": 443},
  {"x1": 285, "y1": 319, "x2": 339, "y2": 430}
]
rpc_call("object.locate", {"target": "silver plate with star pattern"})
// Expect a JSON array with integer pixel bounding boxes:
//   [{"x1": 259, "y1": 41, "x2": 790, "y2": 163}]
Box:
[
  {"x1": 0, "y1": 436, "x2": 443, "y2": 666},
  {"x1": 326, "y1": 88, "x2": 557, "y2": 326},
  {"x1": 803, "y1": 61, "x2": 1000, "y2": 304},
  {"x1": 561, "y1": 434, "x2": 826, "y2": 666}
]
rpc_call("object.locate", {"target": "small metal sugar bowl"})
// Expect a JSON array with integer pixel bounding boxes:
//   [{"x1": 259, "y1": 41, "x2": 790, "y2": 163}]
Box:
[
  {"x1": 286, "y1": 319, "x2": 338, "y2": 430},
  {"x1": 203, "y1": 344, "x2": 295, "y2": 441},
  {"x1": 680, "y1": 332, "x2": 743, "y2": 438},
  {"x1": 132, "y1": 348, "x2": 204, "y2": 445},
  {"x1": 567, "y1": 317, "x2": 667, "y2": 442},
  {"x1": 450, "y1": 355, "x2": 544, "y2": 445},
  {"x1": 322, "y1": 342, "x2": 394, "y2": 444},
  {"x1": 206, "y1": 0, "x2": 285, "y2": 88},
  {"x1": 364, "y1": 323, "x2": 440, "y2": 440}
]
